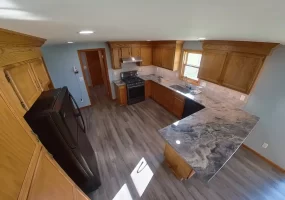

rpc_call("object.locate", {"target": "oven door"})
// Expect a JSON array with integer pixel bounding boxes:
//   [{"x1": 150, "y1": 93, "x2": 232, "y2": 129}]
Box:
[{"x1": 127, "y1": 85, "x2": 145, "y2": 104}]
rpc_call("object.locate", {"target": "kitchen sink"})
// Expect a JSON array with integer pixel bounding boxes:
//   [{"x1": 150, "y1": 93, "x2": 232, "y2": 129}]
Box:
[{"x1": 169, "y1": 85, "x2": 190, "y2": 94}]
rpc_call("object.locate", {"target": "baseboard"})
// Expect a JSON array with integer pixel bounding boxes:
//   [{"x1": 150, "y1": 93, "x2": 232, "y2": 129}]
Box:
[{"x1": 242, "y1": 144, "x2": 285, "y2": 173}]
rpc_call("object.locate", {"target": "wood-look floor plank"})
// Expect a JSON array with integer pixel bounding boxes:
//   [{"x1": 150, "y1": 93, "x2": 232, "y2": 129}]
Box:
[{"x1": 84, "y1": 86, "x2": 285, "y2": 200}]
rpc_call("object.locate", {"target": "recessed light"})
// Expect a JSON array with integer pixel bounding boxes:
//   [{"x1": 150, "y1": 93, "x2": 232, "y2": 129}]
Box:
[
  {"x1": 67, "y1": 41, "x2": 73, "y2": 44},
  {"x1": 79, "y1": 30, "x2": 94, "y2": 35},
  {"x1": 198, "y1": 37, "x2": 206, "y2": 40}
]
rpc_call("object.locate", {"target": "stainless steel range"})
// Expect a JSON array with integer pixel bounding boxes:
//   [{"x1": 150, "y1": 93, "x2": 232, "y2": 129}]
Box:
[{"x1": 121, "y1": 71, "x2": 145, "y2": 105}]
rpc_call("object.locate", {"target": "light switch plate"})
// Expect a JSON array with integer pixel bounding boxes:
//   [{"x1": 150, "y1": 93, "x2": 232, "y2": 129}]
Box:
[{"x1": 262, "y1": 143, "x2": 268, "y2": 149}]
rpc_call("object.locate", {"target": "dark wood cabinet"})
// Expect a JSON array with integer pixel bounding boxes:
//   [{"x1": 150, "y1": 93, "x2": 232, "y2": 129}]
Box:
[{"x1": 145, "y1": 80, "x2": 151, "y2": 98}]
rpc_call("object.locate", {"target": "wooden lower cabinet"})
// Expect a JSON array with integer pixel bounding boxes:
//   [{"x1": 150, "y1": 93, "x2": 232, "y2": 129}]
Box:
[
  {"x1": 145, "y1": 80, "x2": 151, "y2": 98},
  {"x1": 149, "y1": 81, "x2": 184, "y2": 118},
  {"x1": 27, "y1": 148, "x2": 90, "y2": 200},
  {"x1": 115, "y1": 84, "x2": 127, "y2": 106},
  {"x1": 173, "y1": 93, "x2": 185, "y2": 118},
  {"x1": 164, "y1": 143, "x2": 195, "y2": 180}
]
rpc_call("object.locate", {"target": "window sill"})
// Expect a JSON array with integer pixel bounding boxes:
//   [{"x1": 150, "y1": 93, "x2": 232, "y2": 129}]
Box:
[{"x1": 179, "y1": 76, "x2": 200, "y2": 86}]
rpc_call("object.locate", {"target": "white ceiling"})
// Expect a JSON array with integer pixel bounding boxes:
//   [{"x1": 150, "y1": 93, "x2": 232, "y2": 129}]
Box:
[{"x1": 1, "y1": 0, "x2": 285, "y2": 45}]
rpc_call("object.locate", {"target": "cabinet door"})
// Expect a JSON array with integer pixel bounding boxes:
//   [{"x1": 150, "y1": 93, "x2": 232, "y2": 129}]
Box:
[
  {"x1": 111, "y1": 48, "x2": 121, "y2": 69},
  {"x1": 145, "y1": 80, "x2": 151, "y2": 98},
  {"x1": 198, "y1": 50, "x2": 227, "y2": 84},
  {"x1": 0, "y1": 94, "x2": 38, "y2": 200},
  {"x1": 27, "y1": 149, "x2": 75, "y2": 200},
  {"x1": 120, "y1": 47, "x2": 131, "y2": 58},
  {"x1": 222, "y1": 52, "x2": 264, "y2": 93},
  {"x1": 4, "y1": 62, "x2": 42, "y2": 110},
  {"x1": 75, "y1": 188, "x2": 89, "y2": 200},
  {"x1": 153, "y1": 47, "x2": 162, "y2": 67},
  {"x1": 141, "y1": 47, "x2": 152, "y2": 66},
  {"x1": 162, "y1": 48, "x2": 175, "y2": 70},
  {"x1": 30, "y1": 58, "x2": 50, "y2": 90},
  {"x1": 131, "y1": 46, "x2": 141, "y2": 57},
  {"x1": 172, "y1": 94, "x2": 185, "y2": 118},
  {"x1": 115, "y1": 85, "x2": 127, "y2": 106}
]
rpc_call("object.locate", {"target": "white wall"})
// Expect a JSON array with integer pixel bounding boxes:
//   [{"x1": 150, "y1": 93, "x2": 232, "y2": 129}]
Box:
[{"x1": 244, "y1": 45, "x2": 285, "y2": 169}]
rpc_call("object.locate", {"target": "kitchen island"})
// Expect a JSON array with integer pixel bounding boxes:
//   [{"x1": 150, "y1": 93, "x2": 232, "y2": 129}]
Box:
[{"x1": 114, "y1": 74, "x2": 259, "y2": 182}]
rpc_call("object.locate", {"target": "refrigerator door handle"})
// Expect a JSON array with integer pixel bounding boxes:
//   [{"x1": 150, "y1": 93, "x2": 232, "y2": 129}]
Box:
[{"x1": 69, "y1": 94, "x2": 86, "y2": 133}]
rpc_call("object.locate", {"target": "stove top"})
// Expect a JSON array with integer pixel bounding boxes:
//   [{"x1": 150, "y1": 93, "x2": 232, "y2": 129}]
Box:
[{"x1": 122, "y1": 77, "x2": 144, "y2": 87}]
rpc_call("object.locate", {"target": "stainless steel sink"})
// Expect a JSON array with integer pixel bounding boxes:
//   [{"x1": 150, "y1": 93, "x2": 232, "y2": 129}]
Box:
[{"x1": 169, "y1": 85, "x2": 190, "y2": 94}]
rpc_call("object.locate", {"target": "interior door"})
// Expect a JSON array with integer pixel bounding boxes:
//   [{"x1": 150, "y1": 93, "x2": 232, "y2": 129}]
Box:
[
  {"x1": 30, "y1": 58, "x2": 50, "y2": 90},
  {"x1": 98, "y1": 50, "x2": 111, "y2": 97},
  {"x1": 4, "y1": 62, "x2": 42, "y2": 110},
  {"x1": 198, "y1": 50, "x2": 227, "y2": 84},
  {"x1": 85, "y1": 51, "x2": 104, "y2": 86},
  {"x1": 221, "y1": 52, "x2": 264, "y2": 93},
  {"x1": 27, "y1": 149, "x2": 75, "y2": 200},
  {"x1": 0, "y1": 93, "x2": 38, "y2": 200}
]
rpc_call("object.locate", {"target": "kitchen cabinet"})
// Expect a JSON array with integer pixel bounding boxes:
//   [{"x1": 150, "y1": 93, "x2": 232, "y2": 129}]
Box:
[
  {"x1": 75, "y1": 189, "x2": 90, "y2": 200},
  {"x1": 198, "y1": 40, "x2": 278, "y2": 94},
  {"x1": 221, "y1": 52, "x2": 264, "y2": 93},
  {"x1": 198, "y1": 50, "x2": 227, "y2": 84},
  {"x1": 115, "y1": 84, "x2": 127, "y2": 106},
  {"x1": 153, "y1": 41, "x2": 183, "y2": 71},
  {"x1": 162, "y1": 48, "x2": 175, "y2": 70},
  {"x1": 111, "y1": 48, "x2": 121, "y2": 69},
  {"x1": 4, "y1": 61, "x2": 42, "y2": 110},
  {"x1": 151, "y1": 81, "x2": 174, "y2": 113},
  {"x1": 145, "y1": 80, "x2": 151, "y2": 98},
  {"x1": 141, "y1": 46, "x2": 152, "y2": 66},
  {"x1": 0, "y1": 28, "x2": 89, "y2": 200},
  {"x1": 120, "y1": 47, "x2": 131, "y2": 58},
  {"x1": 164, "y1": 143, "x2": 195, "y2": 180},
  {"x1": 131, "y1": 45, "x2": 141, "y2": 57},
  {"x1": 27, "y1": 149, "x2": 74, "y2": 200},
  {"x1": 0, "y1": 93, "x2": 40, "y2": 200},
  {"x1": 172, "y1": 93, "x2": 185, "y2": 119},
  {"x1": 30, "y1": 58, "x2": 50, "y2": 90},
  {"x1": 152, "y1": 47, "x2": 163, "y2": 67}
]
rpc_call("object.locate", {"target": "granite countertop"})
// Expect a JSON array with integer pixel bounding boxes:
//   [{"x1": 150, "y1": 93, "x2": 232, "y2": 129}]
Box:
[
  {"x1": 140, "y1": 74, "x2": 259, "y2": 182},
  {"x1": 113, "y1": 80, "x2": 125, "y2": 86}
]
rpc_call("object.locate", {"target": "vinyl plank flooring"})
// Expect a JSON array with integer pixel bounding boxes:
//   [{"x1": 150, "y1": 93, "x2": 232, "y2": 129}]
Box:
[{"x1": 83, "y1": 87, "x2": 285, "y2": 200}]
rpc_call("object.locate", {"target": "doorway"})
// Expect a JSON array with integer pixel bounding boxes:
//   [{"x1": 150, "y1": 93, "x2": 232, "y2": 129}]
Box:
[{"x1": 77, "y1": 48, "x2": 112, "y2": 105}]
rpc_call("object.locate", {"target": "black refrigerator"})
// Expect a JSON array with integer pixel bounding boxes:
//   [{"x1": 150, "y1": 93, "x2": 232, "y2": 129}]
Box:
[{"x1": 24, "y1": 87, "x2": 101, "y2": 194}]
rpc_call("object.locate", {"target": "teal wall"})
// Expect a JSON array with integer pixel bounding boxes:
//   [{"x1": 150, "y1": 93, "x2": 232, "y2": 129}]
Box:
[{"x1": 41, "y1": 42, "x2": 113, "y2": 107}]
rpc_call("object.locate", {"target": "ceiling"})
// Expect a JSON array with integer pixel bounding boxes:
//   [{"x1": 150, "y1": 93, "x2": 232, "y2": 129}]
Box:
[{"x1": 1, "y1": 0, "x2": 285, "y2": 45}]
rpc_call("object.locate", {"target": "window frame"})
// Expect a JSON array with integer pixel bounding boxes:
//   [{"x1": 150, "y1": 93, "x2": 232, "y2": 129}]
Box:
[{"x1": 180, "y1": 50, "x2": 203, "y2": 85}]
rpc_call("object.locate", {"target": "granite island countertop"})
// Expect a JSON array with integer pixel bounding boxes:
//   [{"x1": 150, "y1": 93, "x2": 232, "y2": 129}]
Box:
[
  {"x1": 113, "y1": 75, "x2": 259, "y2": 182},
  {"x1": 140, "y1": 75, "x2": 259, "y2": 182}
]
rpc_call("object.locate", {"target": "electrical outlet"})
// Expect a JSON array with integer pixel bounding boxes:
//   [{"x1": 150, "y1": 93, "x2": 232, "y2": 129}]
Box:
[
  {"x1": 240, "y1": 95, "x2": 246, "y2": 101},
  {"x1": 262, "y1": 143, "x2": 268, "y2": 149}
]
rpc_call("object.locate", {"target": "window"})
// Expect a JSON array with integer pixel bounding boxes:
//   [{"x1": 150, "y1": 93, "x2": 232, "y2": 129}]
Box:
[{"x1": 181, "y1": 50, "x2": 202, "y2": 82}]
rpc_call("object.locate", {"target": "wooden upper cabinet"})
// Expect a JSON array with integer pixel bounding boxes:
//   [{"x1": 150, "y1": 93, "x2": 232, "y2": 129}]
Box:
[
  {"x1": 111, "y1": 48, "x2": 121, "y2": 69},
  {"x1": 153, "y1": 47, "x2": 163, "y2": 67},
  {"x1": 199, "y1": 40, "x2": 278, "y2": 94},
  {"x1": 131, "y1": 45, "x2": 141, "y2": 57},
  {"x1": 4, "y1": 62, "x2": 42, "y2": 110},
  {"x1": 221, "y1": 52, "x2": 264, "y2": 93},
  {"x1": 30, "y1": 58, "x2": 50, "y2": 90},
  {"x1": 162, "y1": 48, "x2": 175, "y2": 70},
  {"x1": 198, "y1": 50, "x2": 227, "y2": 84},
  {"x1": 0, "y1": 94, "x2": 38, "y2": 200},
  {"x1": 120, "y1": 47, "x2": 131, "y2": 58},
  {"x1": 141, "y1": 46, "x2": 152, "y2": 66},
  {"x1": 27, "y1": 149, "x2": 75, "y2": 200}
]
